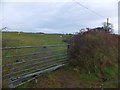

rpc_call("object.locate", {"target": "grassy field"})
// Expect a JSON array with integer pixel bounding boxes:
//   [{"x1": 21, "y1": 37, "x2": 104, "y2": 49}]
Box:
[
  {"x1": 2, "y1": 32, "x2": 118, "y2": 88},
  {"x1": 2, "y1": 32, "x2": 69, "y2": 47}
]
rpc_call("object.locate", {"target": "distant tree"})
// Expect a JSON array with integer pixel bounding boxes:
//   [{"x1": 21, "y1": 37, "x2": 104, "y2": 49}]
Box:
[
  {"x1": 0, "y1": 27, "x2": 8, "y2": 31},
  {"x1": 38, "y1": 32, "x2": 45, "y2": 34},
  {"x1": 68, "y1": 33, "x2": 72, "y2": 35},
  {"x1": 102, "y1": 22, "x2": 113, "y2": 33}
]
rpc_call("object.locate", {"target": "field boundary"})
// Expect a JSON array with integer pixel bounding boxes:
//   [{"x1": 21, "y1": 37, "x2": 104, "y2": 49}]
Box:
[{"x1": 2, "y1": 44, "x2": 70, "y2": 88}]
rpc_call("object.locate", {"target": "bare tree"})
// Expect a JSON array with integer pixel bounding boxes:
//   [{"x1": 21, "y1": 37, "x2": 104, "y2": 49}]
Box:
[
  {"x1": 102, "y1": 22, "x2": 113, "y2": 33},
  {"x1": 0, "y1": 27, "x2": 8, "y2": 31}
]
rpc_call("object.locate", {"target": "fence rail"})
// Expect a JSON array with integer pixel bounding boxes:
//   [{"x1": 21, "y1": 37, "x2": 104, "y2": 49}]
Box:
[{"x1": 2, "y1": 44, "x2": 70, "y2": 88}]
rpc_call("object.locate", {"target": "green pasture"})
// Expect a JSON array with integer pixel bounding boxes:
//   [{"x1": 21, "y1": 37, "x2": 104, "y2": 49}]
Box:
[{"x1": 2, "y1": 32, "x2": 70, "y2": 47}]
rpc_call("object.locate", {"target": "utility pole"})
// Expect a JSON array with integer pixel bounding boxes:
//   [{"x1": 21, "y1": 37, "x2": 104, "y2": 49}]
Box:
[
  {"x1": 107, "y1": 18, "x2": 109, "y2": 32},
  {"x1": 107, "y1": 18, "x2": 109, "y2": 26}
]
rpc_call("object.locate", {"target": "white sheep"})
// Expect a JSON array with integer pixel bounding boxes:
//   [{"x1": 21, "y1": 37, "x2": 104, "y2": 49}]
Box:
[
  {"x1": 60, "y1": 35, "x2": 62, "y2": 38},
  {"x1": 18, "y1": 32, "x2": 21, "y2": 35}
]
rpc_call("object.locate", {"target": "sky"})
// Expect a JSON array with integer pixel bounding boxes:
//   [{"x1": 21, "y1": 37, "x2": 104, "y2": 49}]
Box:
[{"x1": 0, "y1": 0, "x2": 119, "y2": 34}]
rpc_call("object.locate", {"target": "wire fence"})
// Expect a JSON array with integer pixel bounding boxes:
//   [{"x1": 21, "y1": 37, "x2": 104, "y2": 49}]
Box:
[{"x1": 1, "y1": 44, "x2": 70, "y2": 88}]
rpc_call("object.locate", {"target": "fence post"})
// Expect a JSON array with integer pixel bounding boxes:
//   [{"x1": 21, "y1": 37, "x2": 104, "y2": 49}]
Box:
[
  {"x1": 67, "y1": 44, "x2": 70, "y2": 61},
  {"x1": 100, "y1": 84, "x2": 104, "y2": 90}
]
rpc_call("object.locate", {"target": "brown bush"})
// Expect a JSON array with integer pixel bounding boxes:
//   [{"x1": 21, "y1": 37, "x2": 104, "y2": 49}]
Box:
[{"x1": 68, "y1": 30, "x2": 118, "y2": 77}]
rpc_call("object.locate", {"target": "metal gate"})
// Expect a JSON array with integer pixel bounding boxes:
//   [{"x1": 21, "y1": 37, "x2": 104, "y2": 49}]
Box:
[{"x1": 2, "y1": 44, "x2": 70, "y2": 88}]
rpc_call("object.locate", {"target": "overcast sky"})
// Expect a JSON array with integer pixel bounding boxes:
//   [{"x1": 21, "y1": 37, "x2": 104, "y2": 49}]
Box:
[{"x1": 0, "y1": 0, "x2": 119, "y2": 34}]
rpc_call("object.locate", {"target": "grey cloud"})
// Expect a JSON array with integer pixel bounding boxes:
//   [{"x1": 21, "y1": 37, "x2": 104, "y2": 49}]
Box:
[{"x1": 1, "y1": 0, "x2": 118, "y2": 34}]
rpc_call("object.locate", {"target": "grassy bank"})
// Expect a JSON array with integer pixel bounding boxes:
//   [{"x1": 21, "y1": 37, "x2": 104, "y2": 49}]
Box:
[{"x1": 17, "y1": 64, "x2": 118, "y2": 88}]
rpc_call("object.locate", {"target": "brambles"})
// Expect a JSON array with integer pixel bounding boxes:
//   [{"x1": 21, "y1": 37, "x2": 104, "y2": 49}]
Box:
[{"x1": 68, "y1": 30, "x2": 118, "y2": 79}]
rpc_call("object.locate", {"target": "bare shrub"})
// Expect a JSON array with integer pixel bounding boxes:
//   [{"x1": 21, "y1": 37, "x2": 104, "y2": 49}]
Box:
[{"x1": 68, "y1": 30, "x2": 118, "y2": 78}]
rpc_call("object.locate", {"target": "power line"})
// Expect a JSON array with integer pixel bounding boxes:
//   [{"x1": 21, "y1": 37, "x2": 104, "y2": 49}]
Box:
[{"x1": 73, "y1": 0, "x2": 106, "y2": 19}]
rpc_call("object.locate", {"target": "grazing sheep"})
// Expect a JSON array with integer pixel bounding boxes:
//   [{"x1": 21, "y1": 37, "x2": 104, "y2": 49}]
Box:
[
  {"x1": 18, "y1": 32, "x2": 21, "y2": 35},
  {"x1": 60, "y1": 35, "x2": 62, "y2": 38}
]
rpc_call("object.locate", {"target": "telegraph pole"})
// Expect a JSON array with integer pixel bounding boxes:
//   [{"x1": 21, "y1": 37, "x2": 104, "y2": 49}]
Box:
[
  {"x1": 107, "y1": 18, "x2": 109, "y2": 26},
  {"x1": 107, "y1": 18, "x2": 109, "y2": 32}
]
